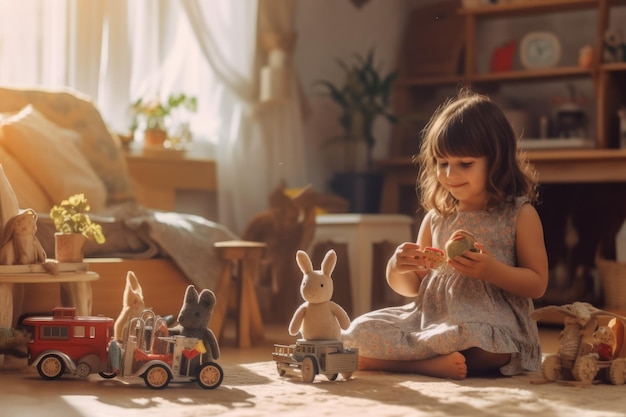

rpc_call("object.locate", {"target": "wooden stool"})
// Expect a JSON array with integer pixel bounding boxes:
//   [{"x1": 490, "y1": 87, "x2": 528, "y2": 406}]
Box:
[{"x1": 210, "y1": 240, "x2": 265, "y2": 348}]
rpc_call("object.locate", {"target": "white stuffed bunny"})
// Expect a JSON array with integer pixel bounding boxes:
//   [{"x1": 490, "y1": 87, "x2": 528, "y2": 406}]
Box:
[{"x1": 288, "y1": 249, "x2": 351, "y2": 340}]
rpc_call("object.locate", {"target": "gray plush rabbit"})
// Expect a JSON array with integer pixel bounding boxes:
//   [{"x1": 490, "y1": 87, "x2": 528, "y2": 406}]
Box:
[
  {"x1": 169, "y1": 285, "x2": 220, "y2": 361},
  {"x1": 288, "y1": 249, "x2": 351, "y2": 340}
]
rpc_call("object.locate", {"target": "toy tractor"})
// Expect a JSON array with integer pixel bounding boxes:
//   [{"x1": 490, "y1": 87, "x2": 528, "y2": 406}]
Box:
[{"x1": 531, "y1": 302, "x2": 626, "y2": 386}]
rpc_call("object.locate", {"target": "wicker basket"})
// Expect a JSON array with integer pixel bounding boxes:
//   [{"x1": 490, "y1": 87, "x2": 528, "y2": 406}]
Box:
[{"x1": 596, "y1": 254, "x2": 626, "y2": 311}]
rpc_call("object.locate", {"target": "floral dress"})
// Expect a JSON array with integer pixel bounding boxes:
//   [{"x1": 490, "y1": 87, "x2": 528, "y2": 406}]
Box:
[{"x1": 342, "y1": 197, "x2": 541, "y2": 375}]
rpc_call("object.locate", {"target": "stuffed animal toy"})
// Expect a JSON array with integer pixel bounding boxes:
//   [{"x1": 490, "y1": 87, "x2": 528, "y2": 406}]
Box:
[
  {"x1": 0, "y1": 209, "x2": 46, "y2": 265},
  {"x1": 113, "y1": 271, "x2": 145, "y2": 341},
  {"x1": 0, "y1": 327, "x2": 29, "y2": 358},
  {"x1": 592, "y1": 325, "x2": 615, "y2": 361},
  {"x1": 288, "y1": 249, "x2": 351, "y2": 340},
  {"x1": 169, "y1": 285, "x2": 220, "y2": 362}
]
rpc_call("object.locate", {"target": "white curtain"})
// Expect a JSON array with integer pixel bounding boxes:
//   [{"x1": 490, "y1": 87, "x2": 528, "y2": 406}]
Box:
[
  {"x1": 181, "y1": 0, "x2": 308, "y2": 233},
  {"x1": 0, "y1": 0, "x2": 308, "y2": 235}
]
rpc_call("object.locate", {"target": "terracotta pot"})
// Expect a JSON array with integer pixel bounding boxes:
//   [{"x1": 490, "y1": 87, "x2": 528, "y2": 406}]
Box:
[
  {"x1": 54, "y1": 233, "x2": 86, "y2": 263},
  {"x1": 143, "y1": 128, "x2": 167, "y2": 148}
]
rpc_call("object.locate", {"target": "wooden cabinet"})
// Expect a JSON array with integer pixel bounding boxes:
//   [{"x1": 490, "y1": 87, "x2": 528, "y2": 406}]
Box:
[
  {"x1": 124, "y1": 146, "x2": 217, "y2": 218},
  {"x1": 394, "y1": 0, "x2": 626, "y2": 153},
  {"x1": 382, "y1": 0, "x2": 626, "y2": 214}
]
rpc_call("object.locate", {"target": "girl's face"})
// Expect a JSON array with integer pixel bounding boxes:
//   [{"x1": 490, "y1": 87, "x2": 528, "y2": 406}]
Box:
[{"x1": 435, "y1": 155, "x2": 488, "y2": 211}]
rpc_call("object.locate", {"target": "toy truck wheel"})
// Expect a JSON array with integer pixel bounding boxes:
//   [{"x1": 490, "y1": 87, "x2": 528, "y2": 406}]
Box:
[
  {"x1": 609, "y1": 358, "x2": 626, "y2": 385},
  {"x1": 37, "y1": 354, "x2": 65, "y2": 380},
  {"x1": 143, "y1": 364, "x2": 172, "y2": 390},
  {"x1": 541, "y1": 354, "x2": 562, "y2": 381},
  {"x1": 326, "y1": 374, "x2": 338, "y2": 381},
  {"x1": 76, "y1": 362, "x2": 91, "y2": 378},
  {"x1": 99, "y1": 371, "x2": 117, "y2": 379},
  {"x1": 341, "y1": 372, "x2": 353, "y2": 380},
  {"x1": 197, "y1": 362, "x2": 224, "y2": 389},
  {"x1": 301, "y1": 356, "x2": 318, "y2": 383},
  {"x1": 572, "y1": 355, "x2": 598, "y2": 384},
  {"x1": 276, "y1": 363, "x2": 287, "y2": 376}
]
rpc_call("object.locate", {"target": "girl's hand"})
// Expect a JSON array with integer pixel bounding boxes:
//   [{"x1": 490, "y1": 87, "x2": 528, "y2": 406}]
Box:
[
  {"x1": 447, "y1": 242, "x2": 496, "y2": 279},
  {"x1": 389, "y1": 242, "x2": 434, "y2": 273}
]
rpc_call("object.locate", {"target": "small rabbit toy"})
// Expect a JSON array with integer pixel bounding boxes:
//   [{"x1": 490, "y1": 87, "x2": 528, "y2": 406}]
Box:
[
  {"x1": 113, "y1": 271, "x2": 145, "y2": 341},
  {"x1": 288, "y1": 249, "x2": 351, "y2": 340}
]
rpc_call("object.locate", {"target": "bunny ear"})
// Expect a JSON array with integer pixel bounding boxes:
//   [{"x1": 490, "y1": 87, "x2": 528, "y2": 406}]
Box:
[
  {"x1": 321, "y1": 249, "x2": 337, "y2": 276},
  {"x1": 296, "y1": 250, "x2": 313, "y2": 274},
  {"x1": 184, "y1": 285, "x2": 199, "y2": 304},
  {"x1": 127, "y1": 271, "x2": 143, "y2": 298}
]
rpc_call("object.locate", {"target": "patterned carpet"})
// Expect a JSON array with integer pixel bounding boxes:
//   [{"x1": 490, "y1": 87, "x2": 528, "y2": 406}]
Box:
[{"x1": 3, "y1": 357, "x2": 626, "y2": 417}]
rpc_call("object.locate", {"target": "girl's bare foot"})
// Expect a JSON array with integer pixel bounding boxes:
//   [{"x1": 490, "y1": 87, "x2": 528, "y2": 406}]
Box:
[
  {"x1": 411, "y1": 352, "x2": 468, "y2": 380},
  {"x1": 358, "y1": 352, "x2": 468, "y2": 380}
]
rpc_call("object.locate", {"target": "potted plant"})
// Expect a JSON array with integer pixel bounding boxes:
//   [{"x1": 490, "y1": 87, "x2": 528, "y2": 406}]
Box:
[
  {"x1": 131, "y1": 93, "x2": 197, "y2": 148},
  {"x1": 50, "y1": 193, "x2": 105, "y2": 262},
  {"x1": 318, "y1": 50, "x2": 397, "y2": 212}
]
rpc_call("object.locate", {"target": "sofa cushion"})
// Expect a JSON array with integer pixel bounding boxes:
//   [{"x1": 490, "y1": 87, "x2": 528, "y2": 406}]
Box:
[
  {"x1": 0, "y1": 86, "x2": 136, "y2": 205},
  {"x1": 0, "y1": 105, "x2": 107, "y2": 212},
  {"x1": 0, "y1": 144, "x2": 52, "y2": 213}
]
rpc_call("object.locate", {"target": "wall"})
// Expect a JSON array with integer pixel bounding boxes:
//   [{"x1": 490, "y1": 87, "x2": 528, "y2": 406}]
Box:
[{"x1": 293, "y1": 0, "x2": 414, "y2": 192}]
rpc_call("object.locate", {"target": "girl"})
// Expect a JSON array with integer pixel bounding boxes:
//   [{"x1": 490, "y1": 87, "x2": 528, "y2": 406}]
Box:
[{"x1": 342, "y1": 90, "x2": 549, "y2": 380}]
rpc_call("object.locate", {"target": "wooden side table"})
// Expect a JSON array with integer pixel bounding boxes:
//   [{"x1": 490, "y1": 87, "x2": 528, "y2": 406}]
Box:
[{"x1": 0, "y1": 264, "x2": 99, "y2": 329}]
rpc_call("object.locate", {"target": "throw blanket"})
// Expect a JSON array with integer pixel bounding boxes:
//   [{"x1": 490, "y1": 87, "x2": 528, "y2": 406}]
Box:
[{"x1": 36, "y1": 202, "x2": 239, "y2": 290}]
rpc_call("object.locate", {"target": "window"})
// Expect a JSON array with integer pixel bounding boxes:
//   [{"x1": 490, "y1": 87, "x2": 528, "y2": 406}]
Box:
[
  {"x1": 41, "y1": 326, "x2": 70, "y2": 340},
  {"x1": 74, "y1": 326, "x2": 85, "y2": 338}
]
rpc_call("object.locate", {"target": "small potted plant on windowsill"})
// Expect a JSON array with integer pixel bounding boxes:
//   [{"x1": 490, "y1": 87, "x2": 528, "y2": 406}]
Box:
[
  {"x1": 318, "y1": 49, "x2": 397, "y2": 213},
  {"x1": 50, "y1": 193, "x2": 105, "y2": 263},
  {"x1": 131, "y1": 93, "x2": 197, "y2": 148}
]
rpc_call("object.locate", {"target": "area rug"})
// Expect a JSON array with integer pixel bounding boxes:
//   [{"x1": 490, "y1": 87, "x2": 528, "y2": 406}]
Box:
[{"x1": 3, "y1": 360, "x2": 626, "y2": 417}]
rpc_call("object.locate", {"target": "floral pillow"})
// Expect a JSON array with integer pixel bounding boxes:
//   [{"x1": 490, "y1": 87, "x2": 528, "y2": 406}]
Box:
[{"x1": 0, "y1": 105, "x2": 107, "y2": 212}]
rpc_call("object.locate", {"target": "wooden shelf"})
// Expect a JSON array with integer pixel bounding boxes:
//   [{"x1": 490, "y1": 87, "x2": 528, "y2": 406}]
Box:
[
  {"x1": 378, "y1": 149, "x2": 626, "y2": 213},
  {"x1": 400, "y1": 66, "x2": 593, "y2": 87},
  {"x1": 459, "y1": 0, "x2": 603, "y2": 17},
  {"x1": 393, "y1": 0, "x2": 626, "y2": 157}
]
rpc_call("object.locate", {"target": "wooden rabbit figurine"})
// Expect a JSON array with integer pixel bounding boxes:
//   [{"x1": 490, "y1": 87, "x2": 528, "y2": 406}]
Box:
[{"x1": 288, "y1": 249, "x2": 350, "y2": 340}]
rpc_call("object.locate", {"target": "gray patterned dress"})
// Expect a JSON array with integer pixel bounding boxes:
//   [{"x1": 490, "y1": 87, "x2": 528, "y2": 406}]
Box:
[{"x1": 342, "y1": 197, "x2": 541, "y2": 375}]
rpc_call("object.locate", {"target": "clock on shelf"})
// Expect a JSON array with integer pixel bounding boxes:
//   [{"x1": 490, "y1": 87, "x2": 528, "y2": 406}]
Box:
[{"x1": 519, "y1": 31, "x2": 562, "y2": 70}]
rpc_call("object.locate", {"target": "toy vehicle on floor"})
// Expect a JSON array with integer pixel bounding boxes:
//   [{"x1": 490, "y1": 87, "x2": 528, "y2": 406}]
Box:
[
  {"x1": 21, "y1": 307, "x2": 223, "y2": 390},
  {"x1": 272, "y1": 339, "x2": 358, "y2": 383},
  {"x1": 108, "y1": 309, "x2": 223, "y2": 389},
  {"x1": 531, "y1": 302, "x2": 626, "y2": 386},
  {"x1": 21, "y1": 307, "x2": 115, "y2": 379}
]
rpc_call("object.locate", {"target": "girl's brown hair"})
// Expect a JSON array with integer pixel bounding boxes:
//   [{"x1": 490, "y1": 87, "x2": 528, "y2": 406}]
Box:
[{"x1": 415, "y1": 90, "x2": 538, "y2": 216}]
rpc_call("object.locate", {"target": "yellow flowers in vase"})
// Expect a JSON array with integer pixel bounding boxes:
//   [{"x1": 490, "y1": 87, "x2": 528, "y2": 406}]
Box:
[{"x1": 50, "y1": 193, "x2": 105, "y2": 244}]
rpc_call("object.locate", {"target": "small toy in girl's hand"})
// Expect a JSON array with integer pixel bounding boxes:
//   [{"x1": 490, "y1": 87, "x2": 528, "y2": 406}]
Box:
[
  {"x1": 445, "y1": 230, "x2": 478, "y2": 260},
  {"x1": 416, "y1": 247, "x2": 445, "y2": 269},
  {"x1": 288, "y1": 249, "x2": 351, "y2": 340}
]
